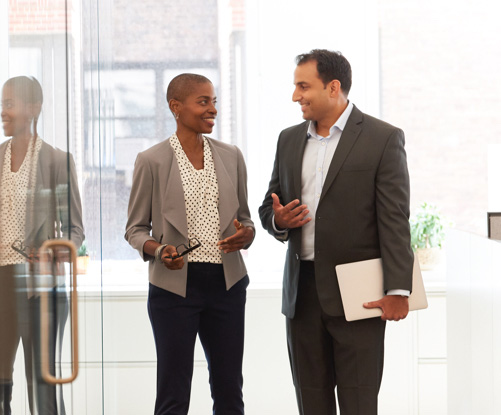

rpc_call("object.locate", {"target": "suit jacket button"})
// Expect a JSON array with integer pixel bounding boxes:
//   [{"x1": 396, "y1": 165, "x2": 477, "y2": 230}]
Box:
[{"x1": 295, "y1": 253, "x2": 299, "y2": 260}]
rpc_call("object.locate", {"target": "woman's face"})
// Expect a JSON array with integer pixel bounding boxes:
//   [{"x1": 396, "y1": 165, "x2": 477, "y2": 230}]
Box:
[
  {"x1": 176, "y1": 82, "x2": 217, "y2": 135},
  {"x1": 1, "y1": 84, "x2": 33, "y2": 138}
]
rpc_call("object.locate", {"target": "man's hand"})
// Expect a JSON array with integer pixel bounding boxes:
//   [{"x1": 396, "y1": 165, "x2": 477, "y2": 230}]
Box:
[
  {"x1": 272, "y1": 193, "x2": 311, "y2": 229},
  {"x1": 217, "y1": 219, "x2": 254, "y2": 254},
  {"x1": 161, "y1": 245, "x2": 184, "y2": 270},
  {"x1": 363, "y1": 295, "x2": 409, "y2": 321}
]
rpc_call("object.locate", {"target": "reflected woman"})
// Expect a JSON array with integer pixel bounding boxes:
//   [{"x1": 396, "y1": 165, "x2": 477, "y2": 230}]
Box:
[
  {"x1": 125, "y1": 74, "x2": 254, "y2": 415},
  {"x1": 0, "y1": 76, "x2": 84, "y2": 414}
]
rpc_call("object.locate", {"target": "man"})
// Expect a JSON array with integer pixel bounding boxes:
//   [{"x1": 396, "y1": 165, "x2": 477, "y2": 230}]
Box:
[{"x1": 259, "y1": 49, "x2": 413, "y2": 415}]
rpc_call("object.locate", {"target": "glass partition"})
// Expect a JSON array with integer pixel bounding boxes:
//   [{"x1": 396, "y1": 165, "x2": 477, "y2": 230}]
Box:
[
  {"x1": 2, "y1": 0, "x2": 501, "y2": 413},
  {"x1": 1, "y1": 0, "x2": 92, "y2": 413}
]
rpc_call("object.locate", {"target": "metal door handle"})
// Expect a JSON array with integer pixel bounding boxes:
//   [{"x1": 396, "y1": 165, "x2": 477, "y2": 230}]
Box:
[{"x1": 40, "y1": 239, "x2": 79, "y2": 384}]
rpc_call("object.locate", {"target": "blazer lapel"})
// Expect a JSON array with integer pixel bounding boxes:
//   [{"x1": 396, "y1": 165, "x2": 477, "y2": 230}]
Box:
[
  {"x1": 293, "y1": 122, "x2": 310, "y2": 200},
  {"x1": 319, "y1": 106, "x2": 363, "y2": 204},
  {"x1": 0, "y1": 142, "x2": 6, "y2": 173},
  {"x1": 25, "y1": 142, "x2": 51, "y2": 245},
  {"x1": 163, "y1": 142, "x2": 189, "y2": 237},
  {"x1": 210, "y1": 141, "x2": 239, "y2": 234},
  {"x1": 0, "y1": 142, "x2": 6, "y2": 214}
]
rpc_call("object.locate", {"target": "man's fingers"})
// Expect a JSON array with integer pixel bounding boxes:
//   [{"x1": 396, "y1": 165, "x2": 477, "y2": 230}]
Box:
[
  {"x1": 283, "y1": 199, "x2": 301, "y2": 211},
  {"x1": 271, "y1": 193, "x2": 282, "y2": 209},
  {"x1": 363, "y1": 296, "x2": 409, "y2": 321},
  {"x1": 296, "y1": 208, "x2": 310, "y2": 220}
]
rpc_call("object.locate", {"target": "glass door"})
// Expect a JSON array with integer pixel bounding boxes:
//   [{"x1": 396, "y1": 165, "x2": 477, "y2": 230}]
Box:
[{"x1": 0, "y1": 0, "x2": 104, "y2": 414}]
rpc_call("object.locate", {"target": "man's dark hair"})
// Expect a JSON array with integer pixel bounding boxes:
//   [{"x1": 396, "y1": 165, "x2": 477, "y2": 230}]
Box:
[
  {"x1": 296, "y1": 49, "x2": 352, "y2": 96},
  {"x1": 166, "y1": 73, "x2": 212, "y2": 103}
]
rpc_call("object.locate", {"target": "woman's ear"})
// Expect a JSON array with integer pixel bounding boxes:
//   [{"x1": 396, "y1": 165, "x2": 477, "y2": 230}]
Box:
[
  {"x1": 32, "y1": 101, "x2": 42, "y2": 119},
  {"x1": 169, "y1": 98, "x2": 181, "y2": 117}
]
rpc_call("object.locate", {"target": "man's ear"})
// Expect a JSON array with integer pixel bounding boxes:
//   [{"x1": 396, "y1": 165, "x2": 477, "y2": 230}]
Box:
[{"x1": 328, "y1": 80, "x2": 342, "y2": 97}]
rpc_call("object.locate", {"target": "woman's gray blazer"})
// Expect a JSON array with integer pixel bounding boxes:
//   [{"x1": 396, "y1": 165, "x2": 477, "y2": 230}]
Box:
[
  {"x1": 0, "y1": 139, "x2": 85, "y2": 250},
  {"x1": 125, "y1": 136, "x2": 254, "y2": 297}
]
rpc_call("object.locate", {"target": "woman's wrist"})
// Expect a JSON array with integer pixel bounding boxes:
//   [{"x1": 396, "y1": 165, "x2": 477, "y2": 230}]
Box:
[{"x1": 155, "y1": 244, "x2": 168, "y2": 262}]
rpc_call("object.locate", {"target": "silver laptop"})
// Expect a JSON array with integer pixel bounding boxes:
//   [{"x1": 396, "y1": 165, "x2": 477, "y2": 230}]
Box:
[{"x1": 335, "y1": 255, "x2": 428, "y2": 321}]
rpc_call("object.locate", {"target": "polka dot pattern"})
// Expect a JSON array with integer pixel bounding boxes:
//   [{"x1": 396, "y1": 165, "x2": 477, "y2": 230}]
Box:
[
  {"x1": 0, "y1": 137, "x2": 42, "y2": 265},
  {"x1": 170, "y1": 134, "x2": 222, "y2": 264}
]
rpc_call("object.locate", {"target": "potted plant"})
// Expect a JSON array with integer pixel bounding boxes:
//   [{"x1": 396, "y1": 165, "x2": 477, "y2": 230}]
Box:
[
  {"x1": 77, "y1": 240, "x2": 90, "y2": 274},
  {"x1": 410, "y1": 202, "x2": 446, "y2": 270}
]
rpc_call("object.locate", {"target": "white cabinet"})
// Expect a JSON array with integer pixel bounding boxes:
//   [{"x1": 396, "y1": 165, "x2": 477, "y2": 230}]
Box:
[
  {"x1": 446, "y1": 229, "x2": 501, "y2": 415},
  {"x1": 10, "y1": 271, "x2": 448, "y2": 414}
]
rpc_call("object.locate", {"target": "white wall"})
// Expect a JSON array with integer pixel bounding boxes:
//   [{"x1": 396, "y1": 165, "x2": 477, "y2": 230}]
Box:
[
  {"x1": 446, "y1": 229, "x2": 501, "y2": 415},
  {"x1": 243, "y1": 0, "x2": 381, "y2": 287}
]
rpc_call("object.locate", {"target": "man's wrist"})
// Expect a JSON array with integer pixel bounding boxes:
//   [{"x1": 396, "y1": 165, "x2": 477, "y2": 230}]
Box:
[
  {"x1": 387, "y1": 289, "x2": 410, "y2": 297},
  {"x1": 272, "y1": 214, "x2": 288, "y2": 233}
]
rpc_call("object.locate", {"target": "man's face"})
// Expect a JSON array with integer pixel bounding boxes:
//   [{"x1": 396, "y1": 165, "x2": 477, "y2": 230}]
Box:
[{"x1": 292, "y1": 60, "x2": 332, "y2": 122}]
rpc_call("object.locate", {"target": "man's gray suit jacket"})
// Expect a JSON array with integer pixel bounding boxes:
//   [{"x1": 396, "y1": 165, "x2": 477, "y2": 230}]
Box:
[{"x1": 259, "y1": 105, "x2": 413, "y2": 318}]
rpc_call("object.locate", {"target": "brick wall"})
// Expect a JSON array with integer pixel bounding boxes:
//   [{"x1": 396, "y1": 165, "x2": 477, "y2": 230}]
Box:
[
  {"x1": 9, "y1": 0, "x2": 71, "y2": 32},
  {"x1": 231, "y1": 0, "x2": 245, "y2": 29},
  {"x1": 112, "y1": 0, "x2": 218, "y2": 64}
]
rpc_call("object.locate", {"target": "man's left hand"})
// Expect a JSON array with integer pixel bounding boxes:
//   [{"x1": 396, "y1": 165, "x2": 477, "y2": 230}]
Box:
[
  {"x1": 363, "y1": 295, "x2": 409, "y2": 321},
  {"x1": 217, "y1": 220, "x2": 254, "y2": 254}
]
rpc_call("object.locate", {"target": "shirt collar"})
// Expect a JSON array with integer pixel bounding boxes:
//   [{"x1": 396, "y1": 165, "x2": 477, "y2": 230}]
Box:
[{"x1": 307, "y1": 101, "x2": 354, "y2": 139}]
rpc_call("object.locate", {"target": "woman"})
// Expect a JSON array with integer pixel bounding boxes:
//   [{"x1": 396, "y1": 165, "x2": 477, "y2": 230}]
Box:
[
  {"x1": 125, "y1": 73, "x2": 254, "y2": 415},
  {"x1": 0, "y1": 76, "x2": 84, "y2": 414}
]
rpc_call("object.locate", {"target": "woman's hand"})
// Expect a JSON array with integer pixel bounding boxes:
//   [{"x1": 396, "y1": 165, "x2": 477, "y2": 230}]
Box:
[
  {"x1": 217, "y1": 219, "x2": 254, "y2": 254},
  {"x1": 160, "y1": 245, "x2": 185, "y2": 270}
]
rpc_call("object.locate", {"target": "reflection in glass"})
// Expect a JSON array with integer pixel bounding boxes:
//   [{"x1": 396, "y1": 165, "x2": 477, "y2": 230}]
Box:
[{"x1": 0, "y1": 76, "x2": 84, "y2": 414}]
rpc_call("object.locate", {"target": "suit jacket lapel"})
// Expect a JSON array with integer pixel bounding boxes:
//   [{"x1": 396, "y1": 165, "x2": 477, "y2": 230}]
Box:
[
  {"x1": 293, "y1": 122, "x2": 310, "y2": 200},
  {"x1": 319, "y1": 106, "x2": 363, "y2": 204}
]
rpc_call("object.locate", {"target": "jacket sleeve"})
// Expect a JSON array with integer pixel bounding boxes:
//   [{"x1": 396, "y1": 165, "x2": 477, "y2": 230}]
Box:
[
  {"x1": 61, "y1": 153, "x2": 85, "y2": 249},
  {"x1": 125, "y1": 152, "x2": 156, "y2": 261},
  {"x1": 258, "y1": 133, "x2": 289, "y2": 242},
  {"x1": 375, "y1": 128, "x2": 414, "y2": 292},
  {"x1": 235, "y1": 146, "x2": 255, "y2": 249}
]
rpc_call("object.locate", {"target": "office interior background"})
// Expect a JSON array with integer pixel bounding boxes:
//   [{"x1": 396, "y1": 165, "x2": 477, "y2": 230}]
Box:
[{"x1": 1, "y1": 0, "x2": 501, "y2": 413}]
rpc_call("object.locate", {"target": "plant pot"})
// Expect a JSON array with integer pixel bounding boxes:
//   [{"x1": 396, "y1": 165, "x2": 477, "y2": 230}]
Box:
[
  {"x1": 415, "y1": 247, "x2": 442, "y2": 271},
  {"x1": 77, "y1": 255, "x2": 90, "y2": 274}
]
